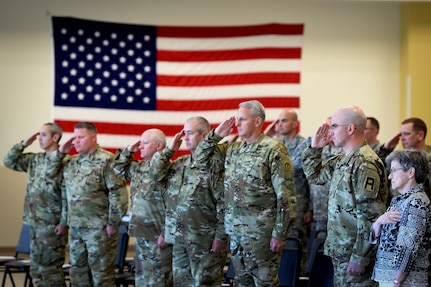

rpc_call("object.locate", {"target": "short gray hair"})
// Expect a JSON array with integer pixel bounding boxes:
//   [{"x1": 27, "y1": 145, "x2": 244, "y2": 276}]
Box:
[
  {"x1": 239, "y1": 100, "x2": 265, "y2": 121},
  {"x1": 386, "y1": 149, "x2": 430, "y2": 184},
  {"x1": 44, "y1": 122, "x2": 63, "y2": 142}
]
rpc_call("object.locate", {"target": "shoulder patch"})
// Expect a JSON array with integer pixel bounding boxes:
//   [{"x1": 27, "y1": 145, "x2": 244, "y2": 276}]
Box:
[{"x1": 363, "y1": 176, "x2": 376, "y2": 192}]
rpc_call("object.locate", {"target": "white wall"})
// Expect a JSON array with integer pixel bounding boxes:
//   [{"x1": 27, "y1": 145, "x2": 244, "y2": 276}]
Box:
[{"x1": 0, "y1": 0, "x2": 400, "y2": 245}]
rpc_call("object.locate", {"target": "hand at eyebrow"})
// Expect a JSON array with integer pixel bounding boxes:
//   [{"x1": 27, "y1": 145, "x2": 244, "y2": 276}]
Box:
[
  {"x1": 59, "y1": 136, "x2": 75, "y2": 154},
  {"x1": 384, "y1": 133, "x2": 401, "y2": 150},
  {"x1": 311, "y1": 123, "x2": 331, "y2": 148},
  {"x1": 215, "y1": 116, "x2": 235, "y2": 137},
  {"x1": 169, "y1": 130, "x2": 184, "y2": 152},
  {"x1": 127, "y1": 139, "x2": 140, "y2": 153},
  {"x1": 22, "y1": 131, "x2": 40, "y2": 147}
]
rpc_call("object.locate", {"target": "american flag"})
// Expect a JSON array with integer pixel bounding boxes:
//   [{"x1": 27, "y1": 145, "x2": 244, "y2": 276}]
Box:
[{"x1": 51, "y1": 17, "x2": 304, "y2": 156}]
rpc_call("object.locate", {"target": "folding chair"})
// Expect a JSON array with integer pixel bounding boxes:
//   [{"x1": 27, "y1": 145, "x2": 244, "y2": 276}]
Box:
[
  {"x1": 306, "y1": 239, "x2": 334, "y2": 287},
  {"x1": 222, "y1": 258, "x2": 234, "y2": 287},
  {"x1": 278, "y1": 237, "x2": 302, "y2": 287},
  {"x1": 114, "y1": 224, "x2": 134, "y2": 287},
  {"x1": 115, "y1": 259, "x2": 135, "y2": 287},
  {"x1": 1, "y1": 223, "x2": 32, "y2": 287}
]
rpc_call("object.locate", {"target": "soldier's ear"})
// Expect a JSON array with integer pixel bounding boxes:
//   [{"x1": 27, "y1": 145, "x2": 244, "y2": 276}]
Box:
[
  {"x1": 255, "y1": 116, "x2": 263, "y2": 127},
  {"x1": 53, "y1": 133, "x2": 60, "y2": 142},
  {"x1": 417, "y1": 130, "x2": 425, "y2": 141}
]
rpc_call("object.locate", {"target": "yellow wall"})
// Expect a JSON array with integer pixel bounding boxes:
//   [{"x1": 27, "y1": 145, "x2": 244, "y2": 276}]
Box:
[
  {"x1": 400, "y1": 3, "x2": 431, "y2": 139},
  {"x1": 0, "y1": 167, "x2": 26, "y2": 245}
]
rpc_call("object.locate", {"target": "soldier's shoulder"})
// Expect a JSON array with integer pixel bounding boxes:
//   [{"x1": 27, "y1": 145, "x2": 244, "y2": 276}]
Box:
[
  {"x1": 356, "y1": 144, "x2": 382, "y2": 163},
  {"x1": 98, "y1": 147, "x2": 114, "y2": 157}
]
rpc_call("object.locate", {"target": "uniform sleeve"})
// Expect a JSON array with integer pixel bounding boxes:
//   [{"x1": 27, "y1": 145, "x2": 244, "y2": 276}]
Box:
[
  {"x1": 60, "y1": 176, "x2": 68, "y2": 227},
  {"x1": 151, "y1": 147, "x2": 174, "y2": 181},
  {"x1": 112, "y1": 148, "x2": 136, "y2": 182},
  {"x1": 302, "y1": 145, "x2": 339, "y2": 185},
  {"x1": 3, "y1": 142, "x2": 31, "y2": 172},
  {"x1": 106, "y1": 159, "x2": 129, "y2": 228},
  {"x1": 195, "y1": 129, "x2": 226, "y2": 164},
  {"x1": 271, "y1": 143, "x2": 296, "y2": 240},
  {"x1": 45, "y1": 149, "x2": 67, "y2": 179},
  {"x1": 350, "y1": 160, "x2": 386, "y2": 266},
  {"x1": 210, "y1": 149, "x2": 228, "y2": 242}
]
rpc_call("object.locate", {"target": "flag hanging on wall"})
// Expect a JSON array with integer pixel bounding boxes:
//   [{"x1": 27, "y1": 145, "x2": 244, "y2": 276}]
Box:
[{"x1": 51, "y1": 16, "x2": 304, "y2": 156}]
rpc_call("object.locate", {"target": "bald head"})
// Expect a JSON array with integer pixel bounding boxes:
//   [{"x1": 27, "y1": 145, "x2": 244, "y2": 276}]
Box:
[
  {"x1": 137, "y1": 128, "x2": 167, "y2": 160},
  {"x1": 277, "y1": 109, "x2": 299, "y2": 138},
  {"x1": 333, "y1": 106, "x2": 367, "y2": 133},
  {"x1": 142, "y1": 128, "x2": 167, "y2": 147},
  {"x1": 330, "y1": 105, "x2": 367, "y2": 153}
]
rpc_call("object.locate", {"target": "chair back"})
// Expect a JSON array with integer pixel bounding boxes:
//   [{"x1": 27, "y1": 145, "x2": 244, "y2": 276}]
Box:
[
  {"x1": 278, "y1": 237, "x2": 301, "y2": 287},
  {"x1": 115, "y1": 224, "x2": 129, "y2": 273},
  {"x1": 224, "y1": 259, "x2": 235, "y2": 282},
  {"x1": 15, "y1": 223, "x2": 31, "y2": 256},
  {"x1": 305, "y1": 234, "x2": 322, "y2": 276},
  {"x1": 307, "y1": 239, "x2": 334, "y2": 287}
]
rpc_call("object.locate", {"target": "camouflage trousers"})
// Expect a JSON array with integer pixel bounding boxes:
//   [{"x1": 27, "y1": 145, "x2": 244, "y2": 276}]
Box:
[
  {"x1": 331, "y1": 257, "x2": 377, "y2": 287},
  {"x1": 310, "y1": 183, "x2": 329, "y2": 228},
  {"x1": 69, "y1": 227, "x2": 118, "y2": 287},
  {"x1": 29, "y1": 224, "x2": 67, "y2": 287},
  {"x1": 172, "y1": 239, "x2": 227, "y2": 287},
  {"x1": 229, "y1": 234, "x2": 281, "y2": 287},
  {"x1": 134, "y1": 236, "x2": 173, "y2": 286}
]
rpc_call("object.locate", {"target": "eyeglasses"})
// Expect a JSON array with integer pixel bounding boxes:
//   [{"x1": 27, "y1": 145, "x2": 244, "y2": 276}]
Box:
[
  {"x1": 389, "y1": 167, "x2": 404, "y2": 175},
  {"x1": 184, "y1": 130, "x2": 203, "y2": 136},
  {"x1": 330, "y1": 124, "x2": 349, "y2": 130}
]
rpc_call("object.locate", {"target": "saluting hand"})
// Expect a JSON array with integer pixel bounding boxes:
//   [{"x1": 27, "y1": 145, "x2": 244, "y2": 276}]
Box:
[
  {"x1": 215, "y1": 116, "x2": 235, "y2": 137},
  {"x1": 169, "y1": 130, "x2": 184, "y2": 152},
  {"x1": 59, "y1": 136, "x2": 75, "y2": 154},
  {"x1": 127, "y1": 139, "x2": 140, "y2": 153},
  {"x1": 311, "y1": 123, "x2": 331, "y2": 148},
  {"x1": 384, "y1": 133, "x2": 401, "y2": 150},
  {"x1": 22, "y1": 131, "x2": 39, "y2": 147},
  {"x1": 263, "y1": 119, "x2": 279, "y2": 137}
]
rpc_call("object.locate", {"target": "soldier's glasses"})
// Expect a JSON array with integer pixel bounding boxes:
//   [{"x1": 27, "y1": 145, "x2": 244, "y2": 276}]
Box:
[{"x1": 330, "y1": 124, "x2": 349, "y2": 130}]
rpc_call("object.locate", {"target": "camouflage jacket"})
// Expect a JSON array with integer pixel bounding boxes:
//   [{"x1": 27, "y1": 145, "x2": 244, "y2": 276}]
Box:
[
  {"x1": 281, "y1": 135, "x2": 310, "y2": 232},
  {"x1": 50, "y1": 146, "x2": 128, "y2": 229},
  {"x1": 113, "y1": 148, "x2": 168, "y2": 239},
  {"x1": 3, "y1": 142, "x2": 64, "y2": 227},
  {"x1": 152, "y1": 147, "x2": 227, "y2": 245},
  {"x1": 303, "y1": 141, "x2": 388, "y2": 265},
  {"x1": 197, "y1": 130, "x2": 296, "y2": 241}
]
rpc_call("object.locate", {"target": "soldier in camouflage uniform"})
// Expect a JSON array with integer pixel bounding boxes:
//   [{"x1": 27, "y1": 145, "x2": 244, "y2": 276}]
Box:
[
  {"x1": 49, "y1": 122, "x2": 129, "y2": 287},
  {"x1": 308, "y1": 117, "x2": 344, "y2": 240},
  {"x1": 364, "y1": 117, "x2": 383, "y2": 154},
  {"x1": 264, "y1": 109, "x2": 311, "y2": 275},
  {"x1": 197, "y1": 100, "x2": 296, "y2": 287},
  {"x1": 152, "y1": 117, "x2": 228, "y2": 287},
  {"x1": 308, "y1": 142, "x2": 343, "y2": 240},
  {"x1": 113, "y1": 129, "x2": 173, "y2": 286},
  {"x1": 3, "y1": 123, "x2": 68, "y2": 286},
  {"x1": 302, "y1": 106, "x2": 387, "y2": 287}
]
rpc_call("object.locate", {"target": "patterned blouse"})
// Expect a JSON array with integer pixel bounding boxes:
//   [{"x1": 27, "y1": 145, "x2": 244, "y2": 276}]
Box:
[{"x1": 372, "y1": 184, "x2": 431, "y2": 286}]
